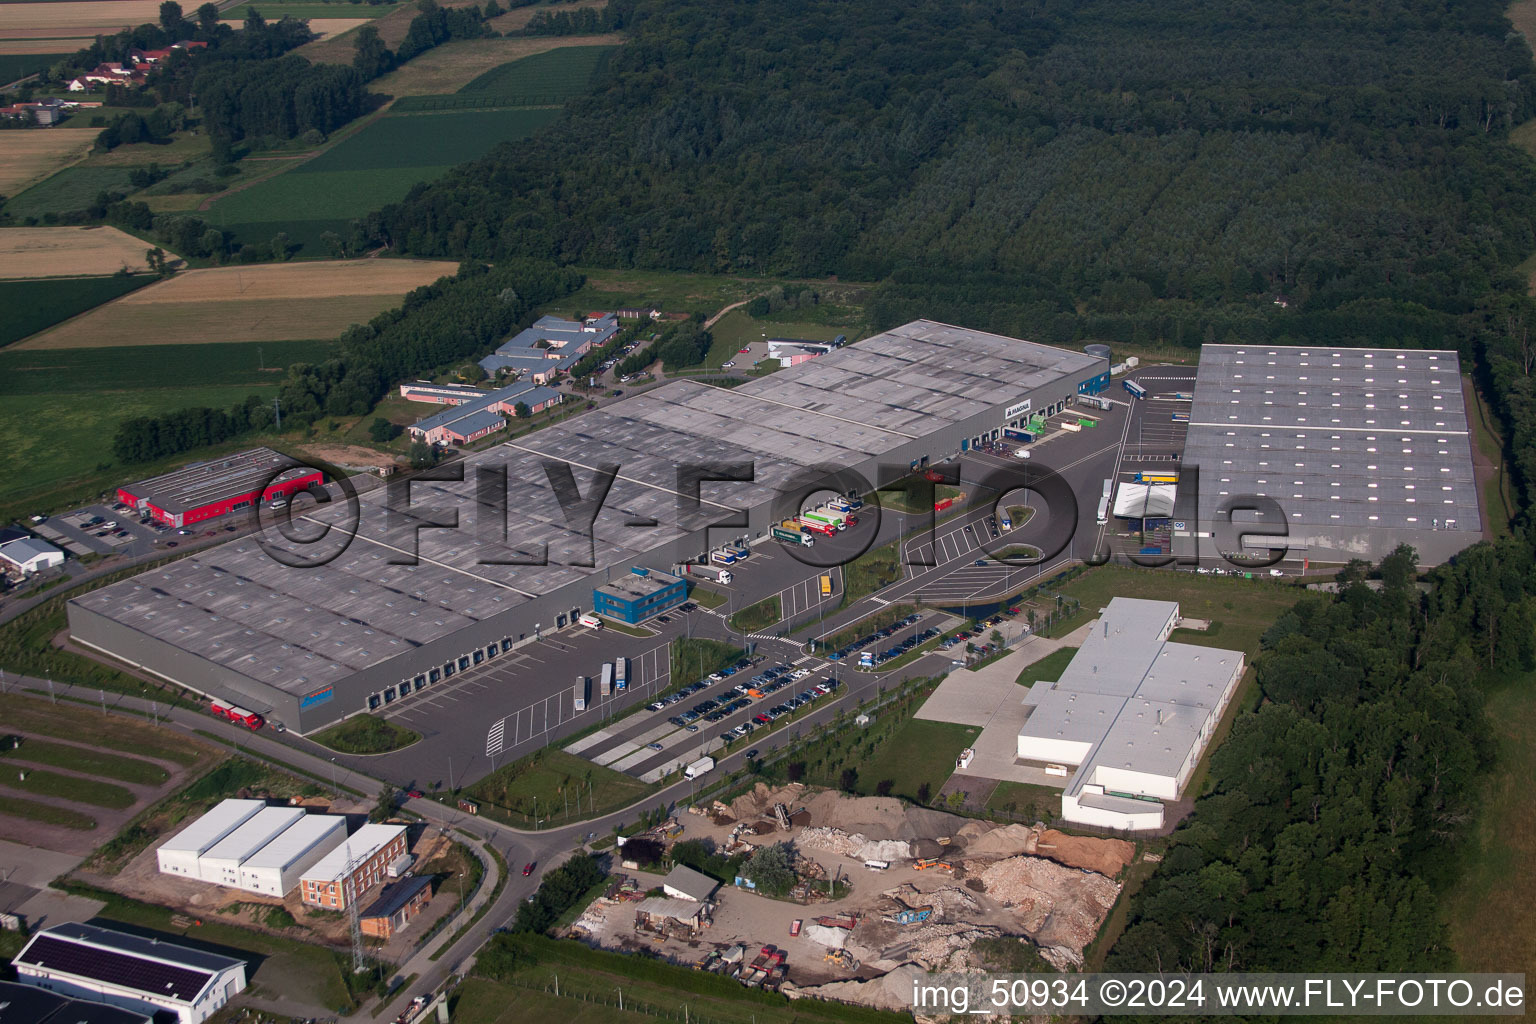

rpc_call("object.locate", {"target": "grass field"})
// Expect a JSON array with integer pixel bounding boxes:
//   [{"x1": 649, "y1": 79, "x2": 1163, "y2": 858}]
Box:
[
  {"x1": 1445, "y1": 667, "x2": 1536, "y2": 985},
  {"x1": 375, "y1": 36, "x2": 618, "y2": 99},
  {"x1": 704, "y1": 310, "x2": 849, "y2": 367},
  {"x1": 727, "y1": 595, "x2": 781, "y2": 633},
  {"x1": 0, "y1": 226, "x2": 158, "y2": 278},
  {"x1": 0, "y1": 339, "x2": 327, "y2": 393},
  {"x1": 2, "y1": 765, "x2": 135, "y2": 808},
  {"x1": 1054, "y1": 565, "x2": 1298, "y2": 655},
  {"x1": 210, "y1": 108, "x2": 558, "y2": 253},
  {"x1": 0, "y1": 273, "x2": 155, "y2": 346},
  {"x1": 840, "y1": 537, "x2": 902, "y2": 606},
  {"x1": 0, "y1": 794, "x2": 96, "y2": 828},
  {"x1": 0, "y1": 130, "x2": 95, "y2": 198},
  {"x1": 0, "y1": 49, "x2": 64, "y2": 77},
  {"x1": 1014, "y1": 645, "x2": 1075, "y2": 686},
  {"x1": 1467, "y1": 375, "x2": 1514, "y2": 539},
  {"x1": 853, "y1": 718, "x2": 978, "y2": 802},
  {"x1": 983, "y1": 779, "x2": 1062, "y2": 821},
  {"x1": 311, "y1": 713, "x2": 420, "y2": 754},
  {"x1": 16, "y1": 259, "x2": 456, "y2": 348},
  {"x1": 462, "y1": 748, "x2": 651, "y2": 828},
  {"x1": 0, "y1": 737, "x2": 170, "y2": 785},
  {"x1": 0, "y1": 386, "x2": 283, "y2": 521},
  {"x1": 1, "y1": 694, "x2": 212, "y2": 767},
  {"x1": 221, "y1": 0, "x2": 405, "y2": 18}
]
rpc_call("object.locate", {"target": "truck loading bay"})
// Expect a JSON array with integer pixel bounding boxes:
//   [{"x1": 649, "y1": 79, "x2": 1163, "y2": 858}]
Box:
[{"x1": 311, "y1": 373, "x2": 1185, "y2": 794}]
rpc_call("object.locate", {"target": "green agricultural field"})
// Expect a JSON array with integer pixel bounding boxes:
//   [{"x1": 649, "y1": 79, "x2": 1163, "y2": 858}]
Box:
[
  {"x1": 0, "y1": 339, "x2": 331, "y2": 393},
  {"x1": 4, "y1": 166, "x2": 139, "y2": 220},
  {"x1": 0, "y1": 384, "x2": 282, "y2": 524},
  {"x1": 0, "y1": 275, "x2": 156, "y2": 347},
  {"x1": 392, "y1": 44, "x2": 616, "y2": 112},
  {"x1": 221, "y1": 0, "x2": 403, "y2": 18},
  {"x1": 0, "y1": 53, "x2": 69, "y2": 83},
  {"x1": 210, "y1": 108, "x2": 559, "y2": 253}
]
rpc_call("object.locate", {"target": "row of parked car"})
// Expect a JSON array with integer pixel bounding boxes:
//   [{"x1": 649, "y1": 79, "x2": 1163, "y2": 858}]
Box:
[
  {"x1": 937, "y1": 611, "x2": 1010, "y2": 650},
  {"x1": 746, "y1": 678, "x2": 840, "y2": 732},
  {"x1": 824, "y1": 612, "x2": 926, "y2": 661},
  {"x1": 863, "y1": 627, "x2": 941, "y2": 666}
]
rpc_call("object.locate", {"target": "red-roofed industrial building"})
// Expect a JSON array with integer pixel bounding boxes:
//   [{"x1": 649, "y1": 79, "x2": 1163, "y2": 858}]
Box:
[{"x1": 115, "y1": 448, "x2": 324, "y2": 528}]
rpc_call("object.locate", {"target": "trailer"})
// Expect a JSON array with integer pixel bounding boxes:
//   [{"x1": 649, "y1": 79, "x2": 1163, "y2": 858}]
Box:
[
  {"x1": 1003, "y1": 428, "x2": 1034, "y2": 442},
  {"x1": 798, "y1": 517, "x2": 837, "y2": 536},
  {"x1": 686, "y1": 563, "x2": 734, "y2": 585},
  {"x1": 710, "y1": 549, "x2": 738, "y2": 566},
  {"x1": 1078, "y1": 394, "x2": 1113, "y2": 411},
  {"x1": 614, "y1": 657, "x2": 628, "y2": 691},
  {"x1": 1134, "y1": 472, "x2": 1179, "y2": 484},
  {"x1": 211, "y1": 699, "x2": 264, "y2": 731},
  {"x1": 1123, "y1": 379, "x2": 1147, "y2": 400},
  {"x1": 600, "y1": 663, "x2": 614, "y2": 697},
  {"x1": 1170, "y1": 412, "x2": 1189, "y2": 423},
  {"x1": 1059, "y1": 420, "x2": 1082, "y2": 432},
  {"x1": 573, "y1": 676, "x2": 587, "y2": 712}
]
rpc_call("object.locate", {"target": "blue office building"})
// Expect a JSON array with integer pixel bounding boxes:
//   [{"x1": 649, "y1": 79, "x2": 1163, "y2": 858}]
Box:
[{"x1": 593, "y1": 567, "x2": 688, "y2": 624}]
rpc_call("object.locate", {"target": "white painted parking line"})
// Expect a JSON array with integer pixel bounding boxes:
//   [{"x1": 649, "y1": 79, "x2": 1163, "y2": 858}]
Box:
[{"x1": 592, "y1": 740, "x2": 640, "y2": 766}]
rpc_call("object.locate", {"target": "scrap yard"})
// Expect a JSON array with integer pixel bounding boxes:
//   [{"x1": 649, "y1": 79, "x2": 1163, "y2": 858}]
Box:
[{"x1": 569, "y1": 783, "x2": 1138, "y2": 1008}]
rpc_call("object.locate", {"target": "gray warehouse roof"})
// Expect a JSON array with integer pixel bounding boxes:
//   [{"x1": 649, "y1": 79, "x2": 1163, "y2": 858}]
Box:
[
  {"x1": 74, "y1": 321, "x2": 1102, "y2": 698},
  {"x1": 1184, "y1": 345, "x2": 1480, "y2": 539}
]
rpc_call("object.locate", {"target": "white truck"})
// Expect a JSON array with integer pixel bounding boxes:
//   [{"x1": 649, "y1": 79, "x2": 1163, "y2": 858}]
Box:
[
  {"x1": 684, "y1": 756, "x2": 715, "y2": 780},
  {"x1": 687, "y1": 564, "x2": 734, "y2": 585}
]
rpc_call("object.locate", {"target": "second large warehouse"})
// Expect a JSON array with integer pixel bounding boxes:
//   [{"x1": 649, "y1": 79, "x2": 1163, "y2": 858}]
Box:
[
  {"x1": 1176, "y1": 344, "x2": 1481, "y2": 564},
  {"x1": 69, "y1": 320, "x2": 1111, "y2": 733}
]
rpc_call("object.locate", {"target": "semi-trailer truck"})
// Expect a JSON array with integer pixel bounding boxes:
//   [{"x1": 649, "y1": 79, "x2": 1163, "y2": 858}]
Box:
[
  {"x1": 772, "y1": 525, "x2": 814, "y2": 546},
  {"x1": 211, "y1": 699, "x2": 265, "y2": 731},
  {"x1": 614, "y1": 657, "x2": 628, "y2": 691},
  {"x1": 687, "y1": 563, "x2": 734, "y2": 585},
  {"x1": 600, "y1": 663, "x2": 614, "y2": 697},
  {"x1": 573, "y1": 676, "x2": 587, "y2": 712}
]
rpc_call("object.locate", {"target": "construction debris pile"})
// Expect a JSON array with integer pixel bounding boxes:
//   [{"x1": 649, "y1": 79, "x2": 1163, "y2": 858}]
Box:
[
  {"x1": 976, "y1": 855, "x2": 1121, "y2": 968},
  {"x1": 798, "y1": 827, "x2": 911, "y2": 864}
]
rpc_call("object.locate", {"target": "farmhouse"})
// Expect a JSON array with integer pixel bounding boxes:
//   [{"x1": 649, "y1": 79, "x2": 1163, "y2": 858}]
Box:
[{"x1": 1017, "y1": 598, "x2": 1244, "y2": 831}]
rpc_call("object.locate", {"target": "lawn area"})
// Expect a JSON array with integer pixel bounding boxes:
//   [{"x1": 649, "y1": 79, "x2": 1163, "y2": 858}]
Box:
[
  {"x1": 988, "y1": 544, "x2": 1041, "y2": 561},
  {"x1": 0, "y1": 795, "x2": 96, "y2": 829},
  {"x1": 875, "y1": 477, "x2": 961, "y2": 515},
  {"x1": 2, "y1": 766, "x2": 134, "y2": 808},
  {"x1": 0, "y1": 274, "x2": 156, "y2": 347},
  {"x1": 542, "y1": 268, "x2": 766, "y2": 320},
  {"x1": 1014, "y1": 646, "x2": 1076, "y2": 687},
  {"x1": 0, "y1": 340, "x2": 329, "y2": 393},
  {"x1": 0, "y1": 737, "x2": 170, "y2": 785},
  {"x1": 462, "y1": 749, "x2": 651, "y2": 828},
  {"x1": 839, "y1": 537, "x2": 902, "y2": 606},
  {"x1": 727, "y1": 595, "x2": 781, "y2": 633},
  {"x1": 1466, "y1": 375, "x2": 1514, "y2": 539},
  {"x1": 669, "y1": 637, "x2": 743, "y2": 686},
  {"x1": 689, "y1": 585, "x2": 726, "y2": 609},
  {"x1": 310, "y1": 713, "x2": 419, "y2": 754},
  {"x1": 1445, "y1": 668, "x2": 1536, "y2": 983},
  {"x1": 1004, "y1": 504, "x2": 1034, "y2": 528},
  {"x1": 703, "y1": 310, "x2": 849, "y2": 368},
  {"x1": 1054, "y1": 565, "x2": 1298, "y2": 654},
  {"x1": 854, "y1": 719, "x2": 979, "y2": 803},
  {"x1": 983, "y1": 780, "x2": 1062, "y2": 822},
  {"x1": 0, "y1": 384, "x2": 283, "y2": 524}
]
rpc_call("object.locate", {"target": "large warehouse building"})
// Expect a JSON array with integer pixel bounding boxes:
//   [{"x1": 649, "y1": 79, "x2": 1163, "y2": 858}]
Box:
[
  {"x1": 1177, "y1": 344, "x2": 1481, "y2": 565},
  {"x1": 156, "y1": 799, "x2": 349, "y2": 897},
  {"x1": 1017, "y1": 598, "x2": 1244, "y2": 831},
  {"x1": 69, "y1": 320, "x2": 1111, "y2": 734}
]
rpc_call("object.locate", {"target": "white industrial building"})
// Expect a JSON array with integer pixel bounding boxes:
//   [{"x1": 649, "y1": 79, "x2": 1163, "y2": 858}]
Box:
[
  {"x1": 196, "y1": 807, "x2": 305, "y2": 886},
  {"x1": 237, "y1": 813, "x2": 349, "y2": 897},
  {"x1": 1017, "y1": 598, "x2": 1244, "y2": 831},
  {"x1": 0, "y1": 537, "x2": 65, "y2": 575},
  {"x1": 155, "y1": 799, "x2": 349, "y2": 896},
  {"x1": 155, "y1": 799, "x2": 265, "y2": 879},
  {"x1": 12, "y1": 922, "x2": 246, "y2": 1024}
]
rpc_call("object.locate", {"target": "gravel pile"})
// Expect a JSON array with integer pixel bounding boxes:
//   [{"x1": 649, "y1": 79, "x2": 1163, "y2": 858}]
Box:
[{"x1": 799, "y1": 826, "x2": 912, "y2": 862}]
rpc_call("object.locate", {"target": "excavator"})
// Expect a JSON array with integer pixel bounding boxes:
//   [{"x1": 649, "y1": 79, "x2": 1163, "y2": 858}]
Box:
[{"x1": 824, "y1": 948, "x2": 860, "y2": 971}]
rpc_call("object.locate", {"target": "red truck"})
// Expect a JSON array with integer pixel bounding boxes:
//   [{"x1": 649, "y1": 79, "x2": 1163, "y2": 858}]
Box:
[{"x1": 211, "y1": 699, "x2": 265, "y2": 731}]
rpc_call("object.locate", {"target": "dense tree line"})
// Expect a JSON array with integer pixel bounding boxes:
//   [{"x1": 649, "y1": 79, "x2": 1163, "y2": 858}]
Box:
[
  {"x1": 196, "y1": 55, "x2": 373, "y2": 142},
  {"x1": 521, "y1": 2, "x2": 629, "y2": 36},
  {"x1": 354, "y1": 0, "x2": 1536, "y2": 354},
  {"x1": 111, "y1": 260, "x2": 583, "y2": 462},
  {"x1": 511, "y1": 853, "x2": 605, "y2": 933},
  {"x1": 396, "y1": 0, "x2": 492, "y2": 62},
  {"x1": 1107, "y1": 539, "x2": 1536, "y2": 974}
]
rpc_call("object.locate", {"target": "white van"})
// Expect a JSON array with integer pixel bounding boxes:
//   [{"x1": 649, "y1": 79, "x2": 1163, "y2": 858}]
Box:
[{"x1": 578, "y1": 613, "x2": 604, "y2": 628}]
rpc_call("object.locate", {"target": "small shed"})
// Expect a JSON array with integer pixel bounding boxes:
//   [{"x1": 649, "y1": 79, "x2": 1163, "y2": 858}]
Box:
[{"x1": 661, "y1": 864, "x2": 719, "y2": 902}]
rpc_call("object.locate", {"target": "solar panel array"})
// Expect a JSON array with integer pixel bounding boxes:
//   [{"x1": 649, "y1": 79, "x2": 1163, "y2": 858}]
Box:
[{"x1": 17, "y1": 935, "x2": 212, "y2": 1002}]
